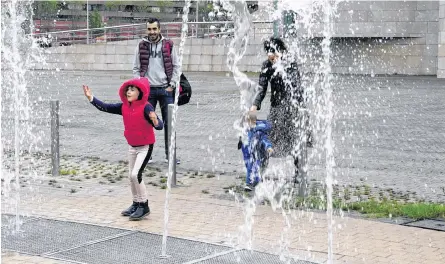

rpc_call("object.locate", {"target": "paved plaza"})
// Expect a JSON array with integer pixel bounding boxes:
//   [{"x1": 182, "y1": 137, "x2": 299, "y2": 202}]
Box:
[
  {"x1": 1, "y1": 71, "x2": 445, "y2": 263},
  {"x1": 18, "y1": 70, "x2": 445, "y2": 201},
  {"x1": 2, "y1": 169, "x2": 445, "y2": 264}
]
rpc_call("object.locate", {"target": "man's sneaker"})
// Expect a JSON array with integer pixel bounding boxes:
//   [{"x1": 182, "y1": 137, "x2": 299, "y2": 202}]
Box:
[
  {"x1": 147, "y1": 156, "x2": 154, "y2": 164},
  {"x1": 307, "y1": 132, "x2": 314, "y2": 148},
  {"x1": 164, "y1": 158, "x2": 181, "y2": 164},
  {"x1": 121, "y1": 201, "x2": 138, "y2": 216},
  {"x1": 129, "y1": 201, "x2": 150, "y2": 221},
  {"x1": 294, "y1": 173, "x2": 301, "y2": 185}
]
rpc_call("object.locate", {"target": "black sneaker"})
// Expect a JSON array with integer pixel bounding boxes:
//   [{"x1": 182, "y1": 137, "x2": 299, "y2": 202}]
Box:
[
  {"x1": 129, "y1": 201, "x2": 150, "y2": 221},
  {"x1": 121, "y1": 201, "x2": 138, "y2": 216}
]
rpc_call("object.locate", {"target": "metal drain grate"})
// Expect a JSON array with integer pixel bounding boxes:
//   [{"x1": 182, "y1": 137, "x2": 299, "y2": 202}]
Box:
[
  {"x1": 405, "y1": 219, "x2": 445, "y2": 232},
  {"x1": 1, "y1": 214, "x2": 37, "y2": 228},
  {"x1": 1, "y1": 214, "x2": 318, "y2": 264},
  {"x1": 192, "y1": 250, "x2": 317, "y2": 264},
  {"x1": 52, "y1": 232, "x2": 232, "y2": 264},
  {"x1": 1, "y1": 217, "x2": 128, "y2": 255}
]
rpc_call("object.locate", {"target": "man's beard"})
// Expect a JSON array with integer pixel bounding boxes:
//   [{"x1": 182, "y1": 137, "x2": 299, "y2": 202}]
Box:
[{"x1": 148, "y1": 34, "x2": 159, "y2": 41}]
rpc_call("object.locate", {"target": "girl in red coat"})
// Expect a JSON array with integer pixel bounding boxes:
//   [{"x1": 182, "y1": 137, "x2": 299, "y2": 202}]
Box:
[{"x1": 82, "y1": 77, "x2": 163, "y2": 221}]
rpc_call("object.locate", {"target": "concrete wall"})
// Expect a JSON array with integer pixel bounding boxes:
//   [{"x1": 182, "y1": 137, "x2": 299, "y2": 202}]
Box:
[
  {"x1": 293, "y1": 1, "x2": 440, "y2": 75},
  {"x1": 38, "y1": 1, "x2": 443, "y2": 77},
  {"x1": 40, "y1": 38, "x2": 265, "y2": 72},
  {"x1": 439, "y1": 1, "x2": 445, "y2": 77},
  {"x1": 41, "y1": 35, "x2": 440, "y2": 76},
  {"x1": 303, "y1": 1, "x2": 439, "y2": 38}
]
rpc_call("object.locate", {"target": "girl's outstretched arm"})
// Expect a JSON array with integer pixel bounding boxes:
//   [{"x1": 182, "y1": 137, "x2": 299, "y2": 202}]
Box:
[
  {"x1": 83, "y1": 85, "x2": 122, "y2": 115},
  {"x1": 144, "y1": 104, "x2": 164, "y2": 130}
]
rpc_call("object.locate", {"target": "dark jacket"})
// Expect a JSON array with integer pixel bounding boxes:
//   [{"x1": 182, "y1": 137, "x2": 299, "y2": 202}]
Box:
[{"x1": 253, "y1": 58, "x2": 303, "y2": 110}]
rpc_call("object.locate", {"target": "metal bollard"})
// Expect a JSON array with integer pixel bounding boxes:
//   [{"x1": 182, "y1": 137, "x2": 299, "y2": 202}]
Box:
[
  {"x1": 167, "y1": 104, "x2": 177, "y2": 187},
  {"x1": 50, "y1": 100, "x2": 60, "y2": 177},
  {"x1": 297, "y1": 108, "x2": 308, "y2": 197}
]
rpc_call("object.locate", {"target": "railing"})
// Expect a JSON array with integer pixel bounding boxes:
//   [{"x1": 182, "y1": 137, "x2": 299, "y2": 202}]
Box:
[{"x1": 29, "y1": 21, "x2": 273, "y2": 46}]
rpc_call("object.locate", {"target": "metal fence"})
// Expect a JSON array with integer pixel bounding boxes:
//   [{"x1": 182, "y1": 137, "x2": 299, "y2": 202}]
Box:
[{"x1": 30, "y1": 21, "x2": 273, "y2": 47}]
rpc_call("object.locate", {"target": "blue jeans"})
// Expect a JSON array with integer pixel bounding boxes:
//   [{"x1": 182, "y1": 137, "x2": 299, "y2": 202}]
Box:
[
  {"x1": 241, "y1": 145, "x2": 263, "y2": 185},
  {"x1": 148, "y1": 87, "x2": 174, "y2": 158}
]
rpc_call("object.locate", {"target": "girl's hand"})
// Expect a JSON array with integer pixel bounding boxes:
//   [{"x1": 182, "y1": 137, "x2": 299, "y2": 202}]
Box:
[
  {"x1": 83, "y1": 85, "x2": 93, "y2": 101},
  {"x1": 149, "y1": 111, "x2": 158, "y2": 126}
]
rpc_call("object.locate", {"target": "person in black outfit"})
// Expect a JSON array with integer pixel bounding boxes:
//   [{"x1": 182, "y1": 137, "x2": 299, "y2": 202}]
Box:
[{"x1": 250, "y1": 37, "x2": 311, "y2": 184}]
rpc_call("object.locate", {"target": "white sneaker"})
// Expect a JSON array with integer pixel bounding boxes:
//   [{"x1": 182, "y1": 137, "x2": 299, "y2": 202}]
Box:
[
  {"x1": 147, "y1": 157, "x2": 153, "y2": 164},
  {"x1": 164, "y1": 158, "x2": 180, "y2": 164}
]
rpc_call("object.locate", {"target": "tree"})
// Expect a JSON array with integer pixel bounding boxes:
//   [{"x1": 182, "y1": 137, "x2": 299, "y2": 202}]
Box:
[
  {"x1": 158, "y1": 0, "x2": 173, "y2": 9},
  {"x1": 89, "y1": 10, "x2": 103, "y2": 36},
  {"x1": 104, "y1": 0, "x2": 121, "y2": 11},
  {"x1": 33, "y1": 0, "x2": 59, "y2": 19},
  {"x1": 206, "y1": 1, "x2": 234, "y2": 38}
]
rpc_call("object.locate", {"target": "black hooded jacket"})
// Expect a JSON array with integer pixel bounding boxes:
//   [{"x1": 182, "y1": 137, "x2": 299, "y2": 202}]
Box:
[{"x1": 253, "y1": 57, "x2": 303, "y2": 110}]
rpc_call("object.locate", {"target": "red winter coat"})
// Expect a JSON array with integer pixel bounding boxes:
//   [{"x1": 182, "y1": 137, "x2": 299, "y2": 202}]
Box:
[{"x1": 118, "y1": 78, "x2": 155, "y2": 146}]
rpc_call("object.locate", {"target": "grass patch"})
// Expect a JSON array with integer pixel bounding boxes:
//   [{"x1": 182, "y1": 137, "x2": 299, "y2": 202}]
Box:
[
  {"x1": 48, "y1": 179, "x2": 57, "y2": 185},
  {"x1": 223, "y1": 184, "x2": 236, "y2": 190},
  {"x1": 70, "y1": 177, "x2": 82, "y2": 182},
  {"x1": 60, "y1": 169, "x2": 77, "y2": 175},
  {"x1": 148, "y1": 181, "x2": 159, "y2": 187},
  {"x1": 146, "y1": 172, "x2": 156, "y2": 177},
  {"x1": 401, "y1": 203, "x2": 445, "y2": 220},
  {"x1": 294, "y1": 195, "x2": 445, "y2": 220},
  {"x1": 345, "y1": 200, "x2": 445, "y2": 220}
]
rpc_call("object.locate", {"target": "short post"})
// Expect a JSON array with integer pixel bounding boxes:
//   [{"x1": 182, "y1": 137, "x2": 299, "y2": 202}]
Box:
[
  {"x1": 167, "y1": 104, "x2": 177, "y2": 187},
  {"x1": 50, "y1": 100, "x2": 60, "y2": 177},
  {"x1": 297, "y1": 108, "x2": 308, "y2": 197}
]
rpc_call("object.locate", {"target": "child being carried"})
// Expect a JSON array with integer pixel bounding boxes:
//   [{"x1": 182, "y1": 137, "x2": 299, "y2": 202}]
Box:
[{"x1": 238, "y1": 111, "x2": 273, "y2": 191}]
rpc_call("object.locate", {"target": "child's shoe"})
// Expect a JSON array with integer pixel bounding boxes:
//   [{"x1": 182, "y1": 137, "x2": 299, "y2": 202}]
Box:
[
  {"x1": 129, "y1": 201, "x2": 150, "y2": 220},
  {"x1": 244, "y1": 184, "x2": 254, "y2": 192},
  {"x1": 121, "y1": 201, "x2": 138, "y2": 216}
]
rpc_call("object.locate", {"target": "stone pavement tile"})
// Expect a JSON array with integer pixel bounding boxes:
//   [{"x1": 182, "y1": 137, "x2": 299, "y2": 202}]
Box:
[
  {"x1": 385, "y1": 251, "x2": 417, "y2": 264},
  {"x1": 3, "y1": 178, "x2": 445, "y2": 264},
  {"x1": 1, "y1": 251, "x2": 68, "y2": 264},
  {"x1": 286, "y1": 249, "x2": 330, "y2": 264},
  {"x1": 335, "y1": 255, "x2": 371, "y2": 264}
]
